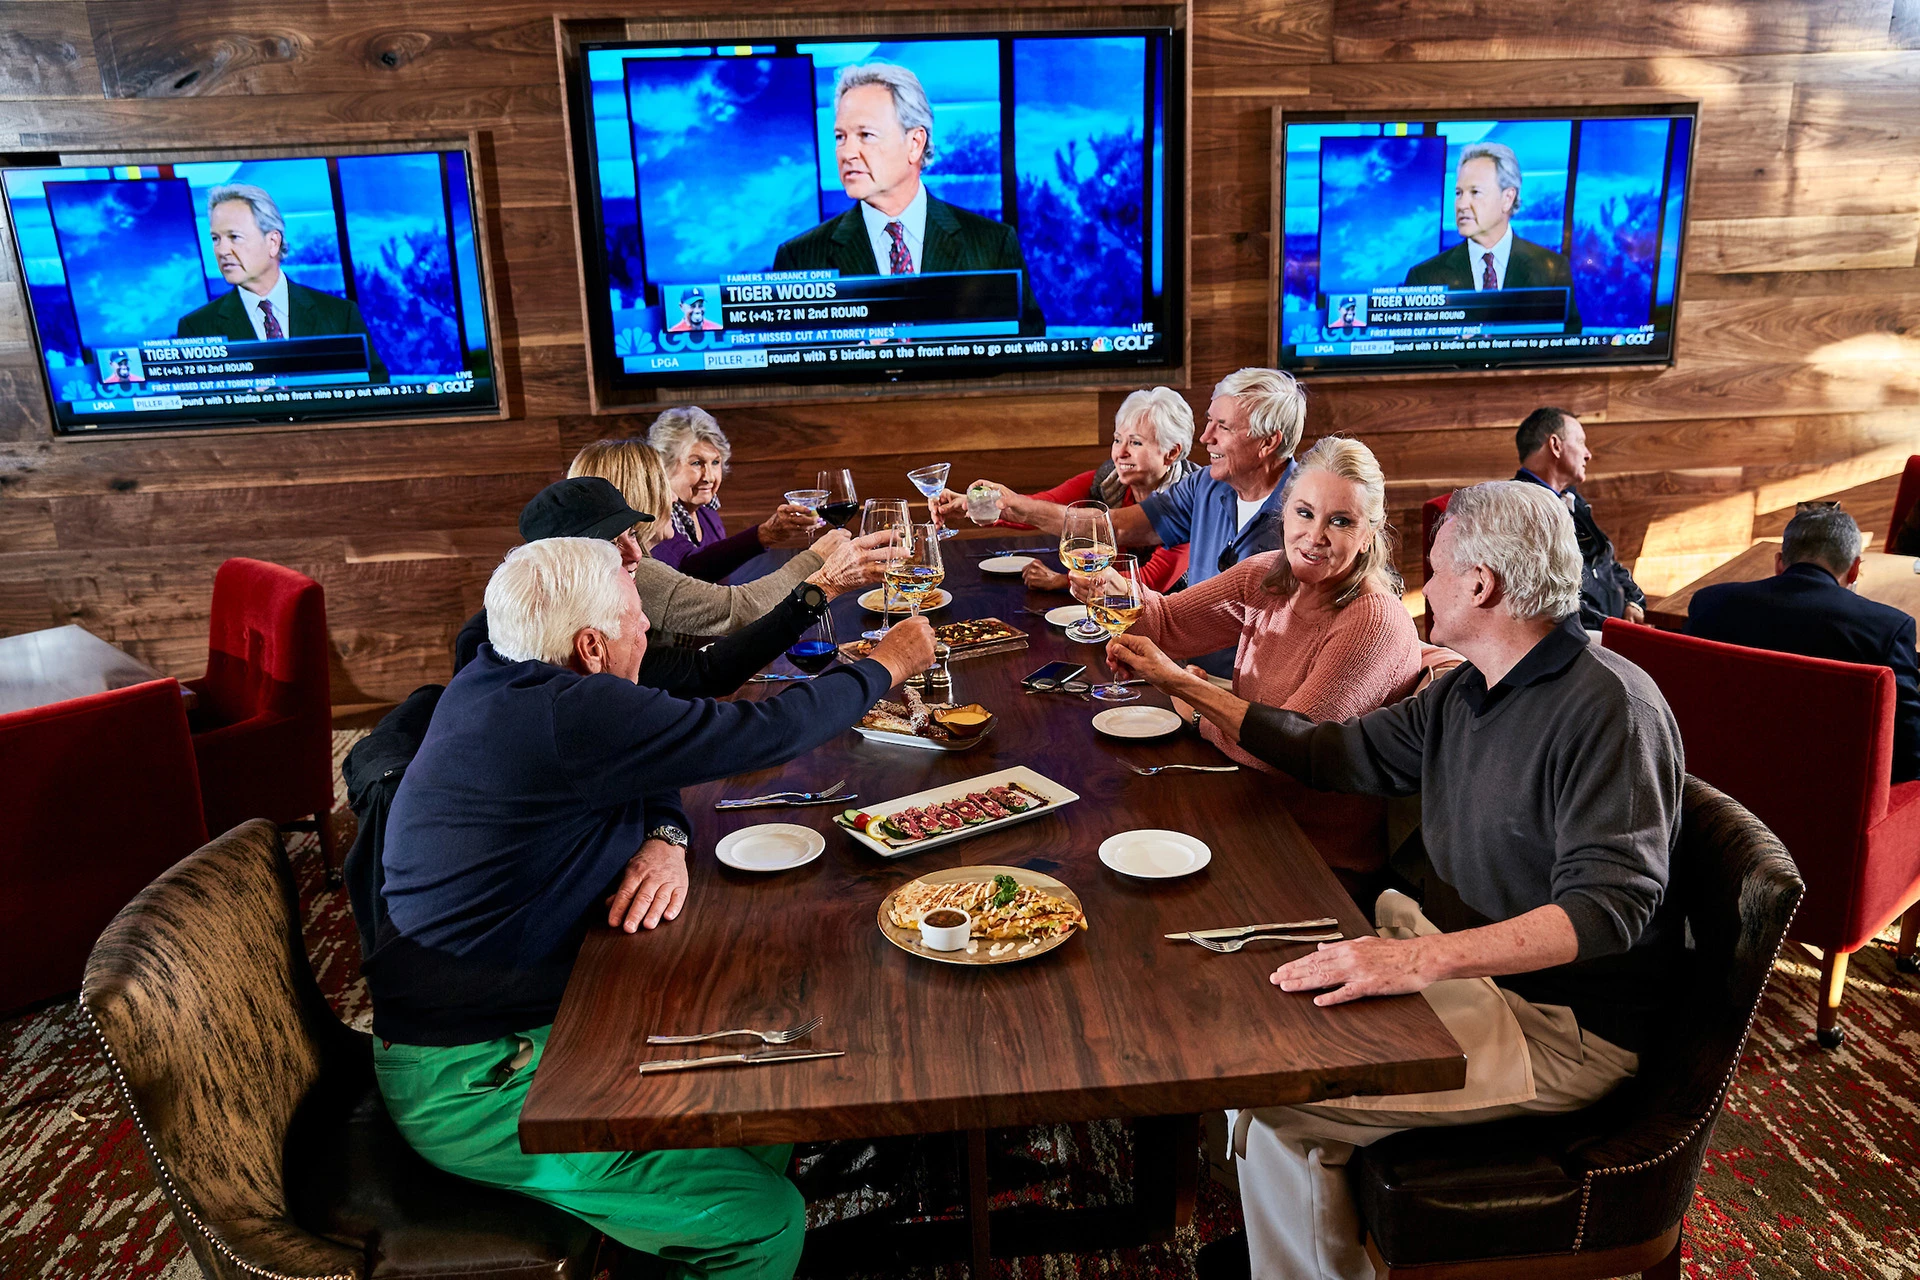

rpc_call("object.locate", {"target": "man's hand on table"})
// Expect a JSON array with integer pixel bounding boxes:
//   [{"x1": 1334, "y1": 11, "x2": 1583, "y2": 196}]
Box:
[
  {"x1": 1272, "y1": 935, "x2": 1432, "y2": 1006},
  {"x1": 1625, "y1": 602, "x2": 1646, "y2": 625},
  {"x1": 868, "y1": 615, "x2": 937, "y2": 685},
  {"x1": 1022, "y1": 560, "x2": 1068, "y2": 591},
  {"x1": 607, "y1": 838, "x2": 688, "y2": 933}
]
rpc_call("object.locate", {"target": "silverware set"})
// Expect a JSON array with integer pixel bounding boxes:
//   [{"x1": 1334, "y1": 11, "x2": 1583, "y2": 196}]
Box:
[
  {"x1": 714, "y1": 781, "x2": 852, "y2": 810},
  {"x1": 746, "y1": 672, "x2": 813, "y2": 683},
  {"x1": 1125, "y1": 762, "x2": 1240, "y2": 775},
  {"x1": 973, "y1": 546, "x2": 1055, "y2": 558},
  {"x1": 640, "y1": 1017, "x2": 840, "y2": 1074},
  {"x1": 1165, "y1": 919, "x2": 1345, "y2": 952}
]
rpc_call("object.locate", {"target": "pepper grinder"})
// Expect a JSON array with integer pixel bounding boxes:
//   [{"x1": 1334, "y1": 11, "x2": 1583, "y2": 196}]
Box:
[{"x1": 926, "y1": 642, "x2": 953, "y2": 695}]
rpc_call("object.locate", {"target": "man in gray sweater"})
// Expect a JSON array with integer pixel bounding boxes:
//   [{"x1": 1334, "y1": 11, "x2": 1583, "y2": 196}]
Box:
[{"x1": 1113, "y1": 480, "x2": 1684, "y2": 1280}]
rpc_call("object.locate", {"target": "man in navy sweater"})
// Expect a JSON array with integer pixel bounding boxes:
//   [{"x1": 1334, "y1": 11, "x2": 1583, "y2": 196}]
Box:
[
  {"x1": 371, "y1": 537, "x2": 933, "y2": 1278},
  {"x1": 1687, "y1": 503, "x2": 1920, "y2": 782}
]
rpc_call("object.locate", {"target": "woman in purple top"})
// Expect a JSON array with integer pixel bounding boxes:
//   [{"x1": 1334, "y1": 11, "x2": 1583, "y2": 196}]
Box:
[{"x1": 646, "y1": 406, "x2": 816, "y2": 581}]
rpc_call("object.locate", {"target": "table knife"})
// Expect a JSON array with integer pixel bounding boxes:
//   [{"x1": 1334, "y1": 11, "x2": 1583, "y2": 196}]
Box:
[
  {"x1": 1164, "y1": 918, "x2": 1339, "y2": 941},
  {"x1": 638, "y1": 1048, "x2": 845, "y2": 1074}
]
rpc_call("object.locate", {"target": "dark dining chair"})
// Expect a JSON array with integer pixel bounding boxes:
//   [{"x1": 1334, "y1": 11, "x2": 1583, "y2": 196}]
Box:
[
  {"x1": 0, "y1": 678, "x2": 207, "y2": 1016},
  {"x1": 188, "y1": 558, "x2": 339, "y2": 879},
  {"x1": 1886, "y1": 454, "x2": 1920, "y2": 552},
  {"x1": 1346, "y1": 777, "x2": 1802, "y2": 1278},
  {"x1": 82, "y1": 819, "x2": 610, "y2": 1280}
]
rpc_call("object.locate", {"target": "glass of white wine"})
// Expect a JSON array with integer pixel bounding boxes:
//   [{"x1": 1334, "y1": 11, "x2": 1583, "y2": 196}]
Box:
[
  {"x1": 886, "y1": 521, "x2": 946, "y2": 619},
  {"x1": 1058, "y1": 499, "x2": 1117, "y2": 642},
  {"x1": 860, "y1": 498, "x2": 913, "y2": 641},
  {"x1": 1086, "y1": 555, "x2": 1144, "y2": 702}
]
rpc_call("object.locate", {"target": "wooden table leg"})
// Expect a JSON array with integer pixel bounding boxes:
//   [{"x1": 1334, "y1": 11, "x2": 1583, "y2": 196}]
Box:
[
  {"x1": 1131, "y1": 1114, "x2": 1201, "y2": 1236},
  {"x1": 967, "y1": 1128, "x2": 991, "y2": 1278}
]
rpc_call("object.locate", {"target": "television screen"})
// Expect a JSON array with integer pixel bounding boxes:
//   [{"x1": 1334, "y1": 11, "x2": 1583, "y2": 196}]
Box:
[
  {"x1": 576, "y1": 29, "x2": 1182, "y2": 390},
  {"x1": 1275, "y1": 106, "x2": 1696, "y2": 376},
  {"x1": 4, "y1": 147, "x2": 498, "y2": 434}
]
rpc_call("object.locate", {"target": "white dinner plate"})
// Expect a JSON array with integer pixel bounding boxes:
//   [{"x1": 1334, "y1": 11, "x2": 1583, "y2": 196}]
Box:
[
  {"x1": 1091, "y1": 705, "x2": 1183, "y2": 739},
  {"x1": 1099, "y1": 829, "x2": 1212, "y2": 879},
  {"x1": 715, "y1": 824, "x2": 825, "y2": 873},
  {"x1": 979, "y1": 555, "x2": 1037, "y2": 574},
  {"x1": 1044, "y1": 604, "x2": 1090, "y2": 627},
  {"x1": 857, "y1": 587, "x2": 953, "y2": 613}
]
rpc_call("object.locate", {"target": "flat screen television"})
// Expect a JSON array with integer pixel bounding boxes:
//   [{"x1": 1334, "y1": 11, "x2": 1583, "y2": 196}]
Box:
[
  {"x1": 574, "y1": 28, "x2": 1183, "y2": 392},
  {"x1": 1273, "y1": 105, "x2": 1697, "y2": 376},
  {"x1": 3, "y1": 145, "x2": 499, "y2": 434}
]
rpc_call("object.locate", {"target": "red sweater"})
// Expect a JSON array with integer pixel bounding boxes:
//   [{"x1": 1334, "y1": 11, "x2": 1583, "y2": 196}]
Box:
[{"x1": 1004, "y1": 470, "x2": 1190, "y2": 592}]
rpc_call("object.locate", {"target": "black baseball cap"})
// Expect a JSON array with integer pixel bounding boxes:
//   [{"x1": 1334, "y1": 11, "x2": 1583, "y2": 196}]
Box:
[{"x1": 519, "y1": 476, "x2": 653, "y2": 543}]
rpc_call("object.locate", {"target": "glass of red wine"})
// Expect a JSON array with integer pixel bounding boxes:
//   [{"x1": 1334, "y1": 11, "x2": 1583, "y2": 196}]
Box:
[
  {"x1": 815, "y1": 469, "x2": 860, "y2": 528},
  {"x1": 784, "y1": 603, "x2": 838, "y2": 676}
]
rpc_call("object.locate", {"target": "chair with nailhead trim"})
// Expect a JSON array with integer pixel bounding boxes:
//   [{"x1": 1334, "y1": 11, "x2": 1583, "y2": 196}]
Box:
[
  {"x1": 82, "y1": 819, "x2": 611, "y2": 1280},
  {"x1": 1346, "y1": 776, "x2": 1803, "y2": 1280}
]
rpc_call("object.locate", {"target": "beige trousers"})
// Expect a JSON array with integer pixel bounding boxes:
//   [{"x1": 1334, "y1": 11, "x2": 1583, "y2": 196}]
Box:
[{"x1": 1223, "y1": 893, "x2": 1639, "y2": 1280}]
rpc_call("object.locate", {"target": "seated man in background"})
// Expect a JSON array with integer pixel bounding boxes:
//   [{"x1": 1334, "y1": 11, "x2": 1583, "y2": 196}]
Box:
[
  {"x1": 372, "y1": 537, "x2": 933, "y2": 1278},
  {"x1": 1513, "y1": 406, "x2": 1645, "y2": 630},
  {"x1": 1127, "y1": 481, "x2": 1682, "y2": 1280},
  {"x1": 1687, "y1": 502, "x2": 1920, "y2": 782}
]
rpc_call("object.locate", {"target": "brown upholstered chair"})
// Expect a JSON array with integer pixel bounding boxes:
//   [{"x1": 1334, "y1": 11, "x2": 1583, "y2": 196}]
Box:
[
  {"x1": 1348, "y1": 777, "x2": 1803, "y2": 1279},
  {"x1": 81, "y1": 819, "x2": 607, "y2": 1280}
]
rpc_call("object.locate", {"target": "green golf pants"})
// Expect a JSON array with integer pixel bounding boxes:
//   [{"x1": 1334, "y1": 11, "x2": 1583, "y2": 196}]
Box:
[{"x1": 373, "y1": 1026, "x2": 804, "y2": 1279}]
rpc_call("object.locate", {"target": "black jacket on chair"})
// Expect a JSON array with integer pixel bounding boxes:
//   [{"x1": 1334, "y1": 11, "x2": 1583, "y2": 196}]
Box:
[
  {"x1": 1515, "y1": 469, "x2": 1645, "y2": 630},
  {"x1": 1685, "y1": 561, "x2": 1920, "y2": 783}
]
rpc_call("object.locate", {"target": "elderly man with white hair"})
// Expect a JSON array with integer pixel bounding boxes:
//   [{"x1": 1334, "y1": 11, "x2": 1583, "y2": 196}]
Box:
[
  {"x1": 1166, "y1": 480, "x2": 1684, "y2": 1280},
  {"x1": 772, "y1": 61, "x2": 1045, "y2": 332},
  {"x1": 369, "y1": 537, "x2": 933, "y2": 1279}
]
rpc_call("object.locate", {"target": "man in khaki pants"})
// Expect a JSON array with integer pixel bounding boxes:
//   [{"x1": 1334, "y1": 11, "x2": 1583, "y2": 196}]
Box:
[{"x1": 1116, "y1": 481, "x2": 1685, "y2": 1279}]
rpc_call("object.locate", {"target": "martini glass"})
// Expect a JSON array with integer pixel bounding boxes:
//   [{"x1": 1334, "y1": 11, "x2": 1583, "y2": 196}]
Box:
[{"x1": 908, "y1": 462, "x2": 957, "y2": 539}]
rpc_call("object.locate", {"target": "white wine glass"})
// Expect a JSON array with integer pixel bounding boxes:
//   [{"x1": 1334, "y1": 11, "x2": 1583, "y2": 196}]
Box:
[
  {"x1": 907, "y1": 462, "x2": 956, "y2": 538},
  {"x1": 886, "y1": 521, "x2": 945, "y2": 619},
  {"x1": 1086, "y1": 556, "x2": 1144, "y2": 702},
  {"x1": 815, "y1": 469, "x2": 860, "y2": 529},
  {"x1": 1059, "y1": 500, "x2": 1117, "y2": 642},
  {"x1": 860, "y1": 498, "x2": 912, "y2": 641}
]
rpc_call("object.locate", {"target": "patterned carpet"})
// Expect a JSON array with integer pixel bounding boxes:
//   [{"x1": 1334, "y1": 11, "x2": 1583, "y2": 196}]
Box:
[{"x1": 3, "y1": 733, "x2": 1916, "y2": 1279}]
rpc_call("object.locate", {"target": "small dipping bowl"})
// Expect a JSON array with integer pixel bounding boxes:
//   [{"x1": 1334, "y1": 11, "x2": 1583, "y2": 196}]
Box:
[
  {"x1": 919, "y1": 907, "x2": 973, "y2": 952},
  {"x1": 933, "y1": 704, "x2": 994, "y2": 739}
]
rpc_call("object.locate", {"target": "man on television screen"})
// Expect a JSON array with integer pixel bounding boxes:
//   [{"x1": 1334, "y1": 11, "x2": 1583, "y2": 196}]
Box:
[
  {"x1": 665, "y1": 287, "x2": 722, "y2": 333},
  {"x1": 772, "y1": 62, "x2": 1045, "y2": 334},
  {"x1": 1401, "y1": 142, "x2": 1582, "y2": 333},
  {"x1": 175, "y1": 183, "x2": 389, "y2": 382}
]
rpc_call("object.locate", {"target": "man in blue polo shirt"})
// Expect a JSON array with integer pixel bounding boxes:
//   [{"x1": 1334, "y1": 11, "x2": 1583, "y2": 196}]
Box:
[{"x1": 982, "y1": 367, "x2": 1305, "y2": 673}]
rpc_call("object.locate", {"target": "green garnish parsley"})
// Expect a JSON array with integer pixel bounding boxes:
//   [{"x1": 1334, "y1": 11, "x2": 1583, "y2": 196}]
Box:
[{"x1": 991, "y1": 874, "x2": 1020, "y2": 908}]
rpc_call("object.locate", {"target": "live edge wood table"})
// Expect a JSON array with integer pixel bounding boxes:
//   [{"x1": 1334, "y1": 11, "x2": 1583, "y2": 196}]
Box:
[{"x1": 521, "y1": 534, "x2": 1464, "y2": 1276}]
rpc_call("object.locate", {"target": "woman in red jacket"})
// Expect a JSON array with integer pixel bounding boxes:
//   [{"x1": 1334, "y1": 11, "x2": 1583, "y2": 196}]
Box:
[{"x1": 948, "y1": 387, "x2": 1198, "y2": 592}]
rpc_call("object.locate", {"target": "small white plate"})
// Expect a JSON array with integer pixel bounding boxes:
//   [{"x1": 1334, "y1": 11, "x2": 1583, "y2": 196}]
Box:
[
  {"x1": 1099, "y1": 829, "x2": 1212, "y2": 879},
  {"x1": 979, "y1": 555, "x2": 1036, "y2": 574},
  {"x1": 857, "y1": 587, "x2": 953, "y2": 613},
  {"x1": 1091, "y1": 705, "x2": 1182, "y2": 739},
  {"x1": 715, "y1": 824, "x2": 825, "y2": 873},
  {"x1": 1044, "y1": 604, "x2": 1089, "y2": 626}
]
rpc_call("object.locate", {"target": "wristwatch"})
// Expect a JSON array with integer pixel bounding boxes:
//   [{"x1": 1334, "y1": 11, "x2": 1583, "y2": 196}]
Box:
[
  {"x1": 792, "y1": 582, "x2": 828, "y2": 613},
  {"x1": 647, "y1": 824, "x2": 690, "y2": 850}
]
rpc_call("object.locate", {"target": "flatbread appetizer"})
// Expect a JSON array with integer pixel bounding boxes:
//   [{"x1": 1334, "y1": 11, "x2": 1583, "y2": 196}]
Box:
[{"x1": 887, "y1": 873, "x2": 1088, "y2": 941}]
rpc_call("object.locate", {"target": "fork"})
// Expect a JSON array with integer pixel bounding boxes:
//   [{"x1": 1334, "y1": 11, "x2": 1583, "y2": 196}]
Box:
[
  {"x1": 714, "y1": 781, "x2": 846, "y2": 809},
  {"x1": 1191, "y1": 931, "x2": 1344, "y2": 953},
  {"x1": 647, "y1": 1015, "x2": 823, "y2": 1046},
  {"x1": 1124, "y1": 763, "x2": 1241, "y2": 775}
]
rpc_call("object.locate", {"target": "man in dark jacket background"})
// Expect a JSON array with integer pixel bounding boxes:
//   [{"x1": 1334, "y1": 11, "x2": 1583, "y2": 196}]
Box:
[
  {"x1": 1686, "y1": 503, "x2": 1920, "y2": 783},
  {"x1": 1513, "y1": 406, "x2": 1646, "y2": 631}
]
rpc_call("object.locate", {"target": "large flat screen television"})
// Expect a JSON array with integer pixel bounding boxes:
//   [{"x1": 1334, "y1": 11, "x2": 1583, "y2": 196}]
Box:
[
  {"x1": 3, "y1": 145, "x2": 499, "y2": 434},
  {"x1": 574, "y1": 28, "x2": 1183, "y2": 392},
  {"x1": 1274, "y1": 105, "x2": 1697, "y2": 377}
]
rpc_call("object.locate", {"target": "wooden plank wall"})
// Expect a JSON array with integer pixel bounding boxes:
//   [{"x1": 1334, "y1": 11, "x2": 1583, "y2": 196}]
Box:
[{"x1": 1, "y1": 0, "x2": 1916, "y2": 706}]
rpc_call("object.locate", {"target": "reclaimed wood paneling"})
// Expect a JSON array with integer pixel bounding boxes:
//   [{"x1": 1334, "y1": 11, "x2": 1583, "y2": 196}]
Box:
[{"x1": 0, "y1": 0, "x2": 1917, "y2": 704}]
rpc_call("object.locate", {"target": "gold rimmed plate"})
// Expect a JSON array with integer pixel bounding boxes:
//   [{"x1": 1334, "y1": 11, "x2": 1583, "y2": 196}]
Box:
[{"x1": 877, "y1": 864, "x2": 1085, "y2": 966}]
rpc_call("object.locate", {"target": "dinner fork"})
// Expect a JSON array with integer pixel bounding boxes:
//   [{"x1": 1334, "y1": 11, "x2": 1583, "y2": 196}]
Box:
[
  {"x1": 1124, "y1": 763, "x2": 1240, "y2": 775},
  {"x1": 647, "y1": 1015, "x2": 823, "y2": 1046},
  {"x1": 1190, "y1": 931, "x2": 1344, "y2": 953},
  {"x1": 714, "y1": 781, "x2": 846, "y2": 809}
]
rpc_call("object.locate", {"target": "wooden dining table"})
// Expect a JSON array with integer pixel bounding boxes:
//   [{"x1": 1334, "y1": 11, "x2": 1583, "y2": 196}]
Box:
[
  {"x1": 0, "y1": 624, "x2": 196, "y2": 716},
  {"x1": 519, "y1": 533, "x2": 1465, "y2": 1274},
  {"x1": 1647, "y1": 544, "x2": 1920, "y2": 633}
]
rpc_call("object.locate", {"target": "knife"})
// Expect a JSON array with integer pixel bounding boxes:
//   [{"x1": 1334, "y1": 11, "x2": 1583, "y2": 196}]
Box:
[
  {"x1": 639, "y1": 1048, "x2": 846, "y2": 1074},
  {"x1": 713, "y1": 795, "x2": 856, "y2": 810},
  {"x1": 1164, "y1": 917, "x2": 1340, "y2": 941},
  {"x1": 973, "y1": 546, "x2": 1055, "y2": 557}
]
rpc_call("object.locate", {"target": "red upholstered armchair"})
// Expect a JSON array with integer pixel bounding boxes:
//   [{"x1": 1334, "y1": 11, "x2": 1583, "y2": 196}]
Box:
[
  {"x1": 189, "y1": 559, "x2": 337, "y2": 877},
  {"x1": 0, "y1": 679, "x2": 208, "y2": 1014},
  {"x1": 1601, "y1": 620, "x2": 1920, "y2": 1046},
  {"x1": 1886, "y1": 454, "x2": 1920, "y2": 551},
  {"x1": 1420, "y1": 492, "x2": 1451, "y2": 637}
]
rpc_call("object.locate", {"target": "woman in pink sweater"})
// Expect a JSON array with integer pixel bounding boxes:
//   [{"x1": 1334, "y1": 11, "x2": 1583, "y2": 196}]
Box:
[{"x1": 1102, "y1": 436, "x2": 1422, "y2": 890}]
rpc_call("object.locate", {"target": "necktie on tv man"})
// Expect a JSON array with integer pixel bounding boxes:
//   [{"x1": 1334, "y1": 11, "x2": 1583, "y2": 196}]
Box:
[
  {"x1": 259, "y1": 298, "x2": 284, "y2": 339},
  {"x1": 886, "y1": 221, "x2": 915, "y2": 275},
  {"x1": 1481, "y1": 252, "x2": 1497, "y2": 291}
]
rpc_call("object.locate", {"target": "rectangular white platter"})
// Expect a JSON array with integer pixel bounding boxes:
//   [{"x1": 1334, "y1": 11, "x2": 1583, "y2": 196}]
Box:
[{"x1": 834, "y1": 765, "x2": 1080, "y2": 859}]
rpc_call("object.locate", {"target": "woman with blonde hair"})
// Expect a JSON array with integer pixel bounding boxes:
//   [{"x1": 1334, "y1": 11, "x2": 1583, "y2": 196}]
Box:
[
  {"x1": 646, "y1": 406, "x2": 817, "y2": 582},
  {"x1": 1099, "y1": 436, "x2": 1423, "y2": 892},
  {"x1": 565, "y1": 438, "x2": 895, "y2": 642}
]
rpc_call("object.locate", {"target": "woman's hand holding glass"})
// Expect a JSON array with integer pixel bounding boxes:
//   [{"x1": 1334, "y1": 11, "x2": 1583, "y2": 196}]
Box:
[
  {"x1": 804, "y1": 529, "x2": 906, "y2": 598},
  {"x1": 1103, "y1": 633, "x2": 1189, "y2": 689},
  {"x1": 759, "y1": 503, "x2": 822, "y2": 547}
]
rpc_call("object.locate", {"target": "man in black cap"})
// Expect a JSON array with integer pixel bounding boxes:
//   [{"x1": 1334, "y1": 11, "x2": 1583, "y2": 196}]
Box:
[{"x1": 454, "y1": 476, "x2": 885, "y2": 697}]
